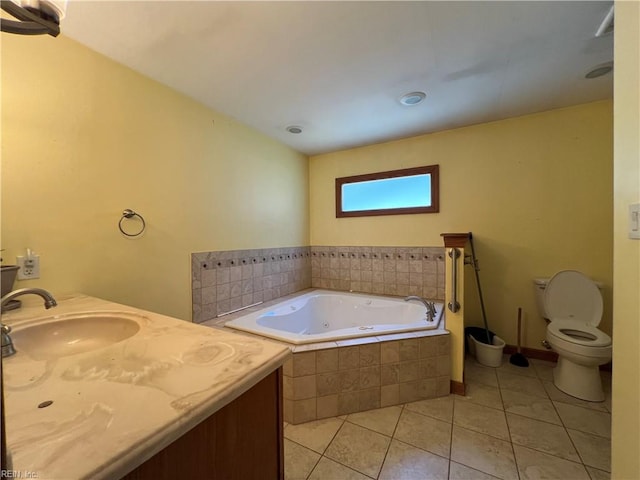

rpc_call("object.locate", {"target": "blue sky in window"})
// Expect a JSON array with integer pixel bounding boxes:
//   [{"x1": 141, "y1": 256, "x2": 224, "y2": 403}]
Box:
[{"x1": 342, "y1": 174, "x2": 431, "y2": 211}]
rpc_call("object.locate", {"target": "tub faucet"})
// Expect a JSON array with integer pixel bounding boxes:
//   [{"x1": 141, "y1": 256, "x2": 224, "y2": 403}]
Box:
[
  {"x1": 1, "y1": 288, "x2": 57, "y2": 357},
  {"x1": 404, "y1": 296, "x2": 437, "y2": 322}
]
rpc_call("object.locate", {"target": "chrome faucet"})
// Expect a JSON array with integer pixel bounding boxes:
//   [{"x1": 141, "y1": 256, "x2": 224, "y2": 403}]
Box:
[
  {"x1": 404, "y1": 295, "x2": 437, "y2": 322},
  {"x1": 1, "y1": 288, "x2": 57, "y2": 357}
]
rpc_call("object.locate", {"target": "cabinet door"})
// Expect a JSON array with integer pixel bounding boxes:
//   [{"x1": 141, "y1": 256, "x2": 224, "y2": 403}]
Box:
[{"x1": 123, "y1": 368, "x2": 283, "y2": 480}]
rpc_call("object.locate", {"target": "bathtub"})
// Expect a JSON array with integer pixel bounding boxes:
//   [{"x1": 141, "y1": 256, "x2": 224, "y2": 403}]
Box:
[{"x1": 224, "y1": 290, "x2": 443, "y2": 344}]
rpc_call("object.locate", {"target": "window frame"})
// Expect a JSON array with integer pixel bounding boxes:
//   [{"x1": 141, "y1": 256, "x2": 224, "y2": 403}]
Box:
[{"x1": 335, "y1": 165, "x2": 440, "y2": 218}]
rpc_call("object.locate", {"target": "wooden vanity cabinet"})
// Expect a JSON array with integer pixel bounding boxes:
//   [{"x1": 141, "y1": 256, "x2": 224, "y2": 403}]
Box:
[{"x1": 122, "y1": 368, "x2": 284, "y2": 480}]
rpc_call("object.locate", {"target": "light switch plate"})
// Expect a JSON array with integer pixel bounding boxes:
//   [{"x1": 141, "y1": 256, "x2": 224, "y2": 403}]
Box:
[{"x1": 630, "y1": 203, "x2": 640, "y2": 239}]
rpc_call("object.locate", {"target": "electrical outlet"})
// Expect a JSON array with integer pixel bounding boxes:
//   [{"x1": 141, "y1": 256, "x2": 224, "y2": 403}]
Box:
[{"x1": 17, "y1": 254, "x2": 40, "y2": 280}]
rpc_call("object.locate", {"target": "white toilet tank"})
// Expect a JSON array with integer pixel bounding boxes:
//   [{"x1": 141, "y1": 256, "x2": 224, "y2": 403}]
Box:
[{"x1": 533, "y1": 277, "x2": 604, "y2": 320}]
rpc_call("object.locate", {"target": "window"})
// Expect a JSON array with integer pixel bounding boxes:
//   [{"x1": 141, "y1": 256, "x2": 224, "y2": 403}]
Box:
[{"x1": 335, "y1": 165, "x2": 439, "y2": 217}]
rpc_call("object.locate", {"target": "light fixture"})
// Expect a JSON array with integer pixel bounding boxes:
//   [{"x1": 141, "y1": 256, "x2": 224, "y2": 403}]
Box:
[
  {"x1": 399, "y1": 91, "x2": 426, "y2": 106},
  {"x1": 585, "y1": 62, "x2": 613, "y2": 79},
  {"x1": 595, "y1": 5, "x2": 614, "y2": 37},
  {"x1": 1, "y1": 0, "x2": 66, "y2": 37},
  {"x1": 286, "y1": 125, "x2": 303, "y2": 134}
]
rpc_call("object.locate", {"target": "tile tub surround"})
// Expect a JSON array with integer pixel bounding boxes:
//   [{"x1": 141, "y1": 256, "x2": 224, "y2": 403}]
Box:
[
  {"x1": 191, "y1": 246, "x2": 312, "y2": 323},
  {"x1": 199, "y1": 288, "x2": 451, "y2": 425},
  {"x1": 283, "y1": 333, "x2": 451, "y2": 424},
  {"x1": 310, "y1": 246, "x2": 446, "y2": 300}
]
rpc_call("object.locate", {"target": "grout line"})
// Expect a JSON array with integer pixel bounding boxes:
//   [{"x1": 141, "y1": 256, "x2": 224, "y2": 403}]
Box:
[
  {"x1": 497, "y1": 374, "x2": 522, "y2": 480},
  {"x1": 448, "y1": 396, "x2": 455, "y2": 478},
  {"x1": 343, "y1": 417, "x2": 395, "y2": 439},
  {"x1": 373, "y1": 404, "x2": 404, "y2": 480},
  {"x1": 496, "y1": 371, "x2": 605, "y2": 470},
  {"x1": 347, "y1": 404, "x2": 407, "y2": 478},
  {"x1": 320, "y1": 416, "x2": 346, "y2": 456},
  {"x1": 304, "y1": 451, "x2": 323, "y2": 480}
]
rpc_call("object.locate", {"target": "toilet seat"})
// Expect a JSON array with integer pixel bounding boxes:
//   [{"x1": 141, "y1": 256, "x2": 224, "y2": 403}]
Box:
[
  {"x1": 544, "y1": 270, "x2": 603, "y2": 327},
  {"x1": 547, "y1": 319, "x2": 611, "y2": 347}
]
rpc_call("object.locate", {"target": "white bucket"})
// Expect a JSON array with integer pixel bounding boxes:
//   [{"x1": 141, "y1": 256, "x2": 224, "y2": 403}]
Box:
[{"x1": 468, "y1": 334, "x2": 505, "y2": 368}]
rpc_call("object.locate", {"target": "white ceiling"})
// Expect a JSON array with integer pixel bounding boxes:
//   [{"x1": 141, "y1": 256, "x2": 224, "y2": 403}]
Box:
[{"x1": 61, "y1": 1, "x2": 614, "y2": 156}]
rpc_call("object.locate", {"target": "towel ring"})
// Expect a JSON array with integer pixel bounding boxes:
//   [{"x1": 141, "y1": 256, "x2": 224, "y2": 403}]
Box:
[{"x1": 118, "y1": 209, "x2": 146, "y2": 237}]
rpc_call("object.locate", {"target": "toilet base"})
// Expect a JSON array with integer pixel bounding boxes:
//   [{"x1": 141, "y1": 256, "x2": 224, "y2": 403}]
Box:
[{"x1": 553, "y1": 357, "x2": 605, "y2": 402}]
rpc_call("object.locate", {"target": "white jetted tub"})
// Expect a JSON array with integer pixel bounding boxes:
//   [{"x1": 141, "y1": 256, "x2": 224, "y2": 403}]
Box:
[{"x1": 224, "y1": 290, "x2": 443, "y2": 344}]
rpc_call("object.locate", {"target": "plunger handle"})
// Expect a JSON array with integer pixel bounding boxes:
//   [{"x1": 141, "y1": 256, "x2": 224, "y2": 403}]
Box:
[{"x1": 517, "y1": 307, "x2": 522, "y2": 354}]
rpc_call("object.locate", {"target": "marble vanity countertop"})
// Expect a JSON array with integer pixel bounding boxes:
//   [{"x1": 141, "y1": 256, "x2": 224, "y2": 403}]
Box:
[{"x1": 2, "y1": 294, "x2": 290, "y2": 480}]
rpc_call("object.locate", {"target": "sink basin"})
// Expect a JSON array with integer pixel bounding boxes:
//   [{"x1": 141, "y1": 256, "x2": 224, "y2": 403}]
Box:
[{"x1": 11, "y1": 312, "x2": 143, "y2": 360}]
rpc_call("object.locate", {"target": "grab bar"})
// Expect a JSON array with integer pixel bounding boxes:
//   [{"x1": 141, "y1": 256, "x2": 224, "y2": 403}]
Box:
[{"x1": 448, "y1": 248, "x2": 461, "y2": 313}]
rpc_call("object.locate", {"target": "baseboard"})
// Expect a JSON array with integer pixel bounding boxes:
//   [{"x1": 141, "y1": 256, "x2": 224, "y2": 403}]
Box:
[
  {"x1": 503, "y1": 345, "x2": 612, "y2": 372},
  {"x1": 450, "y1": 380, "x2": 465, "y2": 396},
  {"x1": 503, "y1": 345, "x2": 558, "y2": 363}
]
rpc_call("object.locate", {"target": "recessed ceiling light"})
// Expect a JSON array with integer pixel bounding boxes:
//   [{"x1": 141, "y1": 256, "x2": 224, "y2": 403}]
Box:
[
  {"x1": 286, "y1": 125, "x2": 303, "y2": 134},
  {"x1": 585, "y1": 63, "x2": 613, "y2": 79},
  {"x1": 399, "y1": 91, "x2": 426, "y2": 106}
]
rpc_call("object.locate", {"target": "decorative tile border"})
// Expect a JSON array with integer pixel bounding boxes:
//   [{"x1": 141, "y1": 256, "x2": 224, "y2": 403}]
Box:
[
  {"x1": 310, "y1": 246, "x2": 446, "y2": 300},
  {"x1": 191, "y1": 247, "x2": 312, "y2": 323},
  {"x1": 192, "y1": 245, "x2": 445, "y2": 323},
  {"x1": 282, "y1": 333, "x2": 451, "y2": 424}
]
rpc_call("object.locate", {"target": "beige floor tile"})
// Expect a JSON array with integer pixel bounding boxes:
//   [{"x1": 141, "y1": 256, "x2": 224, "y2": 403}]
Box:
[
  {"x1": 497, "y1": 371, "x2": 547, "y2": 398},
  {"x1": 531, "y1": 360, "x2": 556, "y2": 382},
  {"x1": 378, "y1": 439, "x2": 449, "y2": 480},
  {"x1": 554, "y1": 402, "x2": 611, "y2": 438},
  {"x1": 496, "y1": 355, "x2": 538, "y2": 377},
  {"x1": 531, "y1": 358, "x2": 557, "y2": 368},
  {"x1": 543, "y1": 381, "x2": 609, "y2": 412},
  {"x1": 325, "y1": 421, "x2": 391, "y2": 478},
  {"x1": 567, "y1": 429, "x2": 611, "y2": 472},
  {"x1": 394, "y1": 408, "x2": 452, "y2": 458},
  {"x1": 501, "y1": 388, "x2": 562, "y2": 425},
  {"x1": 513, "y1": 444, "x2": 590, "y2": 480},
  {"x1": 346, "y1": 405, "x2": 402, "y2": 437},
  {"x1": 464, "y1": 362, "x2": 498, "y2": 388},
  {"x1": 585, "y1": 466, "x2": 610, "y2": 480},
  {"x1": 307, "y1": 456, "x2": 371, "y2": 480},
  {"x1": 404, "y1": 395, "x2": 454, "y2": 423},
  {"x1": 450, "y1": 426, "x2": 517, "y2": 480},
  {"x1": 448, "y1": 461, "x2": 500, "y2": 479},
  {"x1": 453, "y1": 400, "x2": 509, "y2": 441},
  {"x1": 507, "y1": 413, "x2": 580, "y2": 462},
  {"x1": 458, "y1": 381, "x2": 502, "y2": 410},
  {"x1": 284, "y1": 417, "x2": 344, "y2": 454},
  {"x1": 284, "y1": 438, "x2": 321, "y2": 480}
]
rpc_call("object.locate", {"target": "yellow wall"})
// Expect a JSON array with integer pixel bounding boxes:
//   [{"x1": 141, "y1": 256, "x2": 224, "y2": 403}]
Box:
[
  {"x1": 1, "y1": 34, "x2": 309, "y2": 320},
  {"x1": 611, "y1": 1, "x2": 640, "y2": 477},
  {"x1": 310, "y1": 101, "x2": 613, "y2": 350}
]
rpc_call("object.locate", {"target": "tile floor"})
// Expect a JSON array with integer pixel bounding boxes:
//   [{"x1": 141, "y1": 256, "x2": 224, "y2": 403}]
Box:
[{"x1": 284, "y1": 355, "x2": 612, "y2": 480}]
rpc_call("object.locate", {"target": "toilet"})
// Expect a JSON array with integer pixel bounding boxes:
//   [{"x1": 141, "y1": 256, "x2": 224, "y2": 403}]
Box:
[{"x1": 534, "y1": 270, "x2": 612, "y2": 402}]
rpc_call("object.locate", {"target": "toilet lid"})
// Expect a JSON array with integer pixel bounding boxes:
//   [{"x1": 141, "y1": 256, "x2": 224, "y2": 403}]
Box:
[{"x1": 544, "y1": 270, "x2": 603, "y2": 327}]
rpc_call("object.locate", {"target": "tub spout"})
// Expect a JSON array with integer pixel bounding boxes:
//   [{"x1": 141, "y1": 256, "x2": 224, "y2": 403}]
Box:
[{"x1": 404, "y1": 296, "x2": 437, "y2": 322}]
